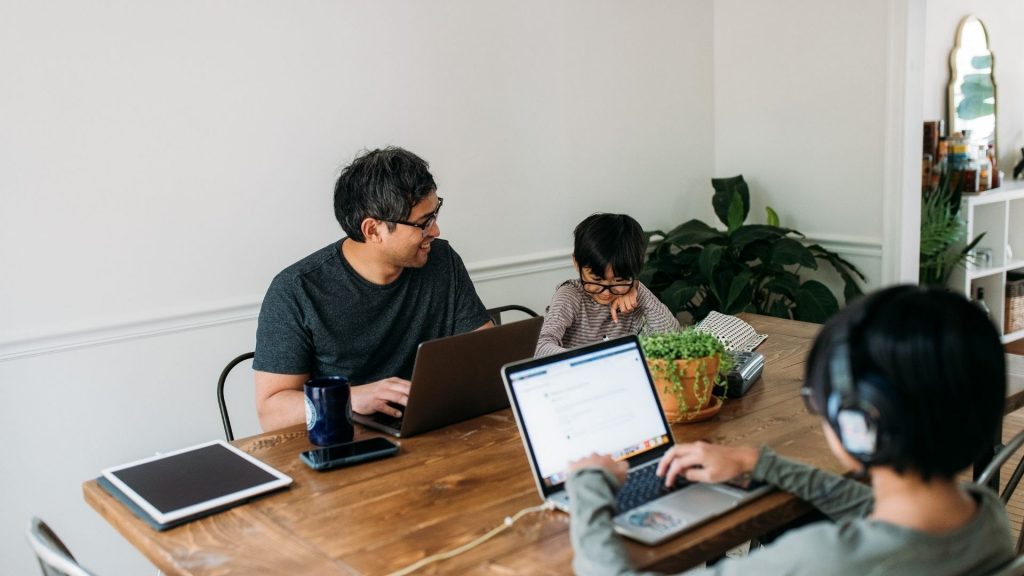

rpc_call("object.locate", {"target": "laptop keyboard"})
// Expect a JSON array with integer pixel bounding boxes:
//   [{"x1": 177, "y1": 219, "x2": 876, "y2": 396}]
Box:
[
  {"x1": 368, "y1": 412, "x2": 403, "y2": 429},
  {"x1": 616, "y1": 462, "x2": 690, "y2": 512}
]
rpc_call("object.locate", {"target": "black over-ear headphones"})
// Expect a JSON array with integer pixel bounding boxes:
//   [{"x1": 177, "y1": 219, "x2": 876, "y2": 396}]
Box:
[{"x1": 825, "y1": 290, "x2": 909, "y2": 466}]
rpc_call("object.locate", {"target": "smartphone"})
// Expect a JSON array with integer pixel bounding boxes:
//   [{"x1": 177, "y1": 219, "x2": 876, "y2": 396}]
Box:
[{"x1": 299, "y1": 437, "x2": 399, "y2": 471}]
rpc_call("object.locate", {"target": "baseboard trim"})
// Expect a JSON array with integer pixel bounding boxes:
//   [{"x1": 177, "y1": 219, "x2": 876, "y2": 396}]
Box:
[
  {"x1": 0, "y1": 238, "x2": 878, "y2": 362},
  {"x1": 802, "y1": 233, "x2": 883, "y2": 259}
]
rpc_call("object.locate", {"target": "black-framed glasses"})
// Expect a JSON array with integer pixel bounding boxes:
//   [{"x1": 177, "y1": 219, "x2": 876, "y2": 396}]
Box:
[
  {"x1": 579, "y1": 273, "x2": 635, "y2": 296},
  {"x1": 376, "y1": 197, "x2": 443, "y2": 238}
]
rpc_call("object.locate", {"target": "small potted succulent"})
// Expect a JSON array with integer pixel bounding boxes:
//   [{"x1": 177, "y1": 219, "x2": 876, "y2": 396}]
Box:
[{"x1": 640, "y1": 328, "x2": 733, "y2": 423}]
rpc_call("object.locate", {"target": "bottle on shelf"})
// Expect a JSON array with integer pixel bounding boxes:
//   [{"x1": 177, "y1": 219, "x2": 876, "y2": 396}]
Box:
[
  {"x1": 963, "y1": 155, "x2": 979, "y2": 193},
  {"x1": 987, "y1": 143, "x2": 1000, "y2": 189},
  {"x1": 975, "y1": 286, "x2": 992, "y2": 319},
  {"x1": 977, "y1": 145, "x2": 991, "y2": 192},
  {"x1": 949, "y1": 131, "x2": 968, "y2": 171}
]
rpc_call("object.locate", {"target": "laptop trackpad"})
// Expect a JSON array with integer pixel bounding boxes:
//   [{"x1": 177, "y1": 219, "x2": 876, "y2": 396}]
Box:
[{"x1": 614, "y1": 484, "x2": 741, "y2": 545}]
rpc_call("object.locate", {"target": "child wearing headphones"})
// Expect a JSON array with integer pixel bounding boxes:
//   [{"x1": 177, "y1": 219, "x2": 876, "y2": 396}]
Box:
[
  {"x1": 536, "y1": 213, "x2": 678, "y2": 357},
  {"x1": 566, "y1": 285, "x2": 1014, "y2": 575}
]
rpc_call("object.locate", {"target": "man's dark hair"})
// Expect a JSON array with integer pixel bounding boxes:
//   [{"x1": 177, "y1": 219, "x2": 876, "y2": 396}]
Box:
[
  {"x1": 805, "y1": 285, "x2": 1006, "y2": 480},
  {"x1": 334, "y1": 147, "x2": 437, "y2": 242},
  {"x1": 573, "y1": 214, "x2": 646, "y2": 279}
]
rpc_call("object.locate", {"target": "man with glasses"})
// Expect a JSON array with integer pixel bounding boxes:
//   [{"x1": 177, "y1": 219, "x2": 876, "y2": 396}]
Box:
[
  {"x1": 254, "y1": 147, "x2": 491, "y2": 431},
  {"x1": 535, "y1": 213, "x2": 679, "y2": 357}
]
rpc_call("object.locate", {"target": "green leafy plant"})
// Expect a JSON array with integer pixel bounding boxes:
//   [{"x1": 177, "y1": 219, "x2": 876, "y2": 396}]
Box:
[
  {"x1": 919, "y1": 173, "x2": 985, "y2": 285},
  {"x1": 640, "y1": 176, "x2": 866, "y2": 323},
  {"x1": 640, "y1": 329, "x2": 733, "y2": 418}
]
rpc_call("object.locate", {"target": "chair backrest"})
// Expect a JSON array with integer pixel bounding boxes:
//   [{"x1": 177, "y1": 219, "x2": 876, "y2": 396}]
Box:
[
  {"x1": 977, "y1": 429, "x2": 1024, "y2": 555},
  {"x1": 486, "y1": 304, "x2": 539, "y2": 326},
  {"x1": 217, "y1": 352, "x2": 255, "y2": 441},
  {"x1": 26, "y1": 517, "x2": 95, "y2": 576}
]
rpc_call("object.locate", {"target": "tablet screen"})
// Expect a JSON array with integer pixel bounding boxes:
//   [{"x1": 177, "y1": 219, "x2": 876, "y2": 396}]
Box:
[{"x1": 102, "y1": 440, "x2": 292, "y2": 525}]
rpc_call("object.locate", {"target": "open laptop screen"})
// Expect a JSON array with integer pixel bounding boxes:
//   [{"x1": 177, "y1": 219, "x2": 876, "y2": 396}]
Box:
[{"x1": 505, "y1": 338, "x2": 671, "y2": 489}]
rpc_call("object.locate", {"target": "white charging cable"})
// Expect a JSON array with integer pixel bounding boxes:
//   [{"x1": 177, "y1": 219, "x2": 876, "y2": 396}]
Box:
[{"x1": 384, "y1": 501, "x2": 556, "y2": 576}]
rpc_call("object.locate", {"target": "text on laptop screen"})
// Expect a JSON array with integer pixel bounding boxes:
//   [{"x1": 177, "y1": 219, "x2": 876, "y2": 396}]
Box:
[{"x1": 509, "y1": 342, "x2": 670, "y2": 487}]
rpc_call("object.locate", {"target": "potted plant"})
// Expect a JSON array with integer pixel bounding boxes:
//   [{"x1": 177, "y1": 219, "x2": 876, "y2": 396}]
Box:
[
  {"x1": 640, "y1": 176, "x2": 866, "y2": 323},
  {"x1": 919, "y1": 173, "x2": 985, "y2": 285},
  {"x1": 640, "y1": 329, "x2": 734, "y2": 423}
]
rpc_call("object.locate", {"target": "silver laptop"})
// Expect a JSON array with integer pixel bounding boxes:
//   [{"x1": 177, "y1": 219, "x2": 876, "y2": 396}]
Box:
[
  {"x1": 352, "y1": 316, "x2": 544, "y2": 438},
  {"x1": 502, "y1": 336, "x2": 771, "y2": 545}
]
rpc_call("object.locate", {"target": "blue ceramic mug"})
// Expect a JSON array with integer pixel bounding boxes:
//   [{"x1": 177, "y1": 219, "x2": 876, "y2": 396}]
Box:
[{"x1": 304, "y1": 376, "x2": 354, "y2": 446}]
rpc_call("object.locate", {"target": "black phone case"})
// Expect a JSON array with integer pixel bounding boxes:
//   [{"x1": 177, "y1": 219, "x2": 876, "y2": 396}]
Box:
[{"x1": 299, "y1": 443, "x2": 399, "y2": 471}]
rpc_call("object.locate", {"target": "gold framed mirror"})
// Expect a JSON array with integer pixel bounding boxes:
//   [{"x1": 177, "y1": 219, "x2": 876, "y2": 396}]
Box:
[{"x1": 948, "y1": 15, "x2": 996, "y2": 155}]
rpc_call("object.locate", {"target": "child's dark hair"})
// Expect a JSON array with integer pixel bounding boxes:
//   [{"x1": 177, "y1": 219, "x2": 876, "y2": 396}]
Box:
[
  {"x1": 805, "y1": 285, "x2": 1005, "y2": 480},
  {"x1": 573, "y1": 213, "x2": 646, "y2": 279}
]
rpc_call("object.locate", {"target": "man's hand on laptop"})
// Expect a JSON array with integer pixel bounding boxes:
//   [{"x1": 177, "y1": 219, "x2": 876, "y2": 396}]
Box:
[
  {"x1": 656, "y1": 442, "x2": 759, "y2": 487},
  {"x1": 351, "y1": 377, "x2": 411, "y2": 418},
  {"x1": 568, "y1": 454, "x2": 628, "y2": 484}
]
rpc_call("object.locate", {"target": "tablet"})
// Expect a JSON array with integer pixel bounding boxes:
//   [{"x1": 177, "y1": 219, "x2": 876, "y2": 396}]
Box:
[{"x1": 101, "y1": 439, "x2": 292, "y2": 527}]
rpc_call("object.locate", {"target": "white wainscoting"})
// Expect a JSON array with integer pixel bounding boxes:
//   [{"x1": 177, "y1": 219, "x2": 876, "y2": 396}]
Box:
[{"x1": 0, "y1": 237, "x2": 882, "y2": 363}]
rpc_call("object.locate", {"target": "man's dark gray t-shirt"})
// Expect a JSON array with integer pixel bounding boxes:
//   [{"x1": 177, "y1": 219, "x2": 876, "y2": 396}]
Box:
[{"x1": 254, "y1": 239, "x2": 490, "y2": 383}]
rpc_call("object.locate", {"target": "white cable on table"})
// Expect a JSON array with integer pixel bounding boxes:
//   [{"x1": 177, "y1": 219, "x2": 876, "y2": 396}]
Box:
[{"x1": 385, "y1": 501, "x2": 555, "y2": 576}]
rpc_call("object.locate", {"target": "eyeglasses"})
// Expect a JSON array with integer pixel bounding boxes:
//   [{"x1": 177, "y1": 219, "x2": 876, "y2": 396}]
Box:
[
  {"x1": 377, "y1": 197, "x2": 444, "y2": 238},
  {"x1": 579, "y1": 273, "x2": 636, "y2": 296}
]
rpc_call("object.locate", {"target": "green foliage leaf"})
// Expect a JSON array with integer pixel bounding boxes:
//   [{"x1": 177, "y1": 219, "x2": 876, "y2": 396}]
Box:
[
  {"x1": 639, "y1": 328, "x2": 727, "y2": 361},
  {"x1": 762, "y1": 273, "x2": 800, "y2": 301},
  {"x1": 727, "y1": 191, "x2": 745, "y2": 233},
  {"x1": 723, "y1": 270, "x2": 754, "y2": 313},
  {"x1": 768, "y1": 298, "x2": 792, "y2": 319},
  {"x1": 729, "y1": 225, "x2": 790, "y2": 252},
  {"x1": 770, "y1": 237, "x2": 817, "y2": 268},
  {"x1": 661, "y1": 279, "x2": 700, "y2": 312},
  {"x1": 765, "y1": 206, "x2": 780, "y2": 227},
  {"x1": 919, "y1": 176, "x2": 975, "y2": 285},
  {"x1": 794, "y1": 280, "x2": 839, "y2": 323},
  {"x1": 698, "y1": 244, "x2": 724, "y2": 282},
  {"x1": 641, "y1": 177, "x2": 865, "y2": 324},
  {"x1": 663, "y1": 219, "x2": 725, "y2": 247},
  {"x1": 711, "y1": 176, "x2": 750, "y2": 228}
]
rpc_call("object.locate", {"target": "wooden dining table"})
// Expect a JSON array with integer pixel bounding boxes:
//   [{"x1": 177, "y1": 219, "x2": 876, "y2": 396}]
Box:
[{"x1": 82, "y1": 314, "x2": 1024, "y2": 575}]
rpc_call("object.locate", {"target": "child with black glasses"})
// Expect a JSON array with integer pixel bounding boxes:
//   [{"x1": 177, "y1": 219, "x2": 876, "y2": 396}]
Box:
[{"x1": 535, "y1": 213, "x2": 679, "y2": 357}]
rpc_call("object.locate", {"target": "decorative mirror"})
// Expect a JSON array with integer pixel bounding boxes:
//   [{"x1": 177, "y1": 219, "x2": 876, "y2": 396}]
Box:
[{"x1": 948, "y1": 15, "x2": 996, "y2": 153}]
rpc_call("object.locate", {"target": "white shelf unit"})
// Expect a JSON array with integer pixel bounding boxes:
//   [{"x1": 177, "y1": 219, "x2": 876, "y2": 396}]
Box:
[{"x1": 948, "y1": 180, "x2": 1024, "y2": 343}]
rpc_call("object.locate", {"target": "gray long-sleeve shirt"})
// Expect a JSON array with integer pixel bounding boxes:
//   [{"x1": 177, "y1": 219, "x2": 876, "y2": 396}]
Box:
[
  {"x1": 536, "y1": 280, "x2": 680, "y2": 357},
  {"x1": 567, "y1": 448, "x2": 1014, "y2": 576}
]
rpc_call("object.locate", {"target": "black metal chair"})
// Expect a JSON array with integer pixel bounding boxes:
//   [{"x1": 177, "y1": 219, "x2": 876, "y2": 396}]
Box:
[
  {"x1": 486, "y1": 304, "x2": 539, "y2": 326},
  {"x1": 217, "y1": 352, "x2": 255, "y2": 442},
  {"x1": 978, "y1": 429, "x2": 1024, "y2": 555},
  {"x1": 26, "y1": 517, "x2": 95, "y2": 576}
]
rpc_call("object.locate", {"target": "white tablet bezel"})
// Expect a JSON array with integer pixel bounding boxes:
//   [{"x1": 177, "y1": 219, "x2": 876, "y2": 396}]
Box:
[{"x1": 101, "y1": 439, "x2": 293, "y2": 525}]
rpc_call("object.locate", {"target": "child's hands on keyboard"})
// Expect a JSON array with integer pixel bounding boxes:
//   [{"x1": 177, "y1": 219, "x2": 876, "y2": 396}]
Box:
[
  {"x1": 656, "y1": 441, "x2": 760, "y2": 487},
  {"x1": 569, "y1": 454, "x2": 628, "y2": 484}
]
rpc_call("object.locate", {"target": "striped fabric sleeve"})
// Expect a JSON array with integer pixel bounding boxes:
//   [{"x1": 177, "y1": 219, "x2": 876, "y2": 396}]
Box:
[
  {"x1": 535, "y1": 282, "x2": 581, "y2": 357},
  {"x1": 635, "y1": 282, "x2": 680, "y2": 334}
]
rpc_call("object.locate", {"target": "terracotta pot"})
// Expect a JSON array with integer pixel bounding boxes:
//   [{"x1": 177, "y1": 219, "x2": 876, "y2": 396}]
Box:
[{"x1": 647, "y1": 356, "x2": 721, "y2": 423}]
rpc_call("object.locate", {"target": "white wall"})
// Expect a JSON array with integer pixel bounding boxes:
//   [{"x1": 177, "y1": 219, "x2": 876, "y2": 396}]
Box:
[
  {"x1": 1, "y1": 1, "x2": 934, "y2": 574},
  {"x1": 711, "y1": 0, "x2": 895, "y2": 287},
  {"x1": 0, "y1": 2, "x2": 714, "y2": 574},
  {"x1": 923, "y1": 0, "x2": 1024, "y2": 175}
]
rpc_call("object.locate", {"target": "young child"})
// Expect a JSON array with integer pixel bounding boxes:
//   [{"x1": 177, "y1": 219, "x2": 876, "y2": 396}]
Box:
[
  {"x1": 536, "y1": 213, "x2": 679, "y2": 357},
  {"x1": 566, "y1": 285, "x2": 1013, "y2": 575}
]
